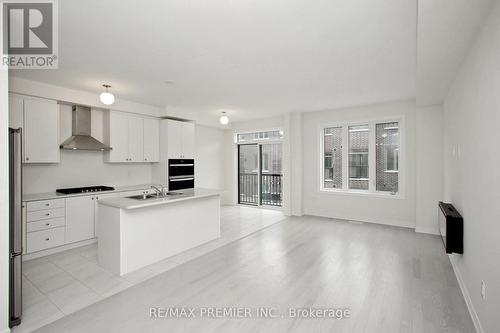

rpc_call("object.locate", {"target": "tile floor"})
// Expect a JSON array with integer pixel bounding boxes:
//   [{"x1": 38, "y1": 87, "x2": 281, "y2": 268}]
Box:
[{"x1": 13, "y1": 205, "x2": 286, "y2": 333}]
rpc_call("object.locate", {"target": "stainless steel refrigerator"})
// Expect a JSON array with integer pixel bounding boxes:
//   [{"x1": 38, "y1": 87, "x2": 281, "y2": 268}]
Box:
[{"x1": 9, "y1": 128, "x2": 22, "y2": 328}]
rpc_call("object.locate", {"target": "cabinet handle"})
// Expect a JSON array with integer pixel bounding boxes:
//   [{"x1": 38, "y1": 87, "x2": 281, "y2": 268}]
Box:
[
  {"x1": 26, "y1": 157, "x2": 29, "y2": 161},
  {"x1": 45, "y1": 223, "x2": 50, "y2": 226},
  {"x1": 45, "y1": 203, "x2": 50, "y2": 206},
  {"x1": 45, "y1": 238, "x2": 50, "y2": 241},
  {"x1": 45, "y1": 213, "x2": 50, "y2": 216}
]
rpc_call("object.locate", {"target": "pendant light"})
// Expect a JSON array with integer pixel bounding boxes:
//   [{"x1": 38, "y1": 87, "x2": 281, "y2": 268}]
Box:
[
  {"x1": 219, "y1": 111, "x2": 229, "y2": 125},
  {"x1": 100, "y1": 84, "x2": 115, "y2": 105}
]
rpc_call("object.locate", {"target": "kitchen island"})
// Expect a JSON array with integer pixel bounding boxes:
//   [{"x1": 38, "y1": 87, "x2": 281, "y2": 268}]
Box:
[{"x1": 97, "y1": 188, "x2": 221, "y2": 275}]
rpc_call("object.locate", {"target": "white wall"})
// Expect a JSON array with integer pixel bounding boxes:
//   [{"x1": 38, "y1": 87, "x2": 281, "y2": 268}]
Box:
[
  {"x1": 443, "y1": 3, "x2": 500, "y2": 332},
  {"x1": 302, "y1": 100, "x2": 416, "y2": 228},
  {"x1": 222, "y1": 129, "x2": 236, "y2": 205},
  {"x1": 23, "y1": 152, "x2": 153, "y2": 194},
  {"x1": 195, "y1": 125, "x2": 225, "y2": 190},
  {"x1": 289, "y1": 112, "x2": 304, "y2": 216},
  {"x1": 415, "y1": 106, "x2": 443, "y2": 234},
  {"x1": 1, "y1": 4, "x2": 10, "y2": 331}
]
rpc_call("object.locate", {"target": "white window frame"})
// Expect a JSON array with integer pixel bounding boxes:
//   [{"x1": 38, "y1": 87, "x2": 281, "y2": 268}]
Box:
[
  {"x1": 319, "y1": 116, "x2": 405, "y2": 199},
  {"x1": 235, "y1": 128, "x2": 284, "y2": 144}
]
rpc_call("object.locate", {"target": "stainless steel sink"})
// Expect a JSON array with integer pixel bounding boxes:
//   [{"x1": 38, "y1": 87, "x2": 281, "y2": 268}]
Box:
[
  {"x1": 127, "y1": 192, "x2": 184, "y2": 200},
  {"x1": 127, "y1": 194, "x2": 158, "y2": 200}
]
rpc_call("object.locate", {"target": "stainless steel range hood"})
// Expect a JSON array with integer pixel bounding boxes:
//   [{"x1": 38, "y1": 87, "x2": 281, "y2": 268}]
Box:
[{"x1": 60, "y1": 105, "x2": 112, "y2": 151}]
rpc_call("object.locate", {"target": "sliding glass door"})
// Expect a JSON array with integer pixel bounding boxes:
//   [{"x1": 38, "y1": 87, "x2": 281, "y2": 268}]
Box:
[
  {"x1": 238, "y1": 144, "x2": 260, "y2": 205},
  {"x1": 238, "y1": 143, "x2": 282, "y2": 207},
  {"x1": 260, "y1": 143, "x2": 282, "y2": 206}
]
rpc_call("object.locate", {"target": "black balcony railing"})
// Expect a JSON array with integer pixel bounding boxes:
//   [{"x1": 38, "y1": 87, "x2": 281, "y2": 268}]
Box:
[
  {"x1": 261, "y1": 173, "x2": 282, "y2": 206},
  {"x1": 239, "y1": 173, "x2": 259, "y2": 205},
  {"x1": 239, "y1": 173, "x2": 282, "y2": 207}
]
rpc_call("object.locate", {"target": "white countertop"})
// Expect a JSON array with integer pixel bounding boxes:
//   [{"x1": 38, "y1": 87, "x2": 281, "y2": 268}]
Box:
[
  {"x1": 23, "y1": 184, "x2": 156, "y2": 202},
  {"x1": 98, "y1": 188, "x2": 222, "y2": 210}
]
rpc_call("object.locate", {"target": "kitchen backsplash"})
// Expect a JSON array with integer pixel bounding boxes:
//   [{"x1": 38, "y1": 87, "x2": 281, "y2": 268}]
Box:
[{"x1": 23, "y1": 150, "x2": 153, "y2": 194}]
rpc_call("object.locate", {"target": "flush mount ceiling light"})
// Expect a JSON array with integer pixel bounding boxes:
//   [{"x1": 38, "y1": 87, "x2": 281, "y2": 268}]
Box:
[
  {"x1": 99, "y1": 84, "x2": 115, "y2": 105},
  {"x1": 219, "y1": 112, "x2": 229, "y2": 125}
]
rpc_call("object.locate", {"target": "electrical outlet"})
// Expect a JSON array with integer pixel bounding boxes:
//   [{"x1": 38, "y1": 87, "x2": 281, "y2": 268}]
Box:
[{"x1": 481, "y1": 280, "x2": 486, "y2": 300}]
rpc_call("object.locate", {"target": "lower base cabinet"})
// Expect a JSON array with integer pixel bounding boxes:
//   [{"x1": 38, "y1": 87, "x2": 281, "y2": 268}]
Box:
[
  {"x1": 65, "y1": 196, "x2": 95, "y2": 244},
  {"x1": 26, "y1": 227, "x2": 65, "y2": 253},
  {"x1": 25, "y1": 188, "x2": 154, "y2": 254}
]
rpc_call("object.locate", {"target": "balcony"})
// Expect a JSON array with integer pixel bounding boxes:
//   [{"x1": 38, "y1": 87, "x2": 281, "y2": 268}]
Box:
[{"x1": 239, "y1": 173, "x2": 282, "y2": 206}]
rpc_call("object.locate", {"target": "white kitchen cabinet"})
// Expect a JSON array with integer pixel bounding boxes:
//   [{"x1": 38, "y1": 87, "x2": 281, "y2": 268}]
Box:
[
  {"x1": 22, "y1": 203, "x2": 27, "y2": 255},
  {"x1": 143, "y1": 118, "x2": 160, "y2": 162},
  {"x1": 23, "y1": 97, "x2": 59, "y2": 163},
  {"x1": 106, "y1": 111, "x2": 129, "y2": 162},
  {"x1": 162, "y1": 119, "x2": 195, "y2": 159},
  {"x1": 27, "y1": 227, "x2": 65, "y2": 253},
  {"x1": 25, "y1": 198, "x2": 66, "y2": 254},
  {"x1": 94, "y1": 193, "x2": 117, "y2": 239},
  {"x1": 128, "y1": 116, "x2": 144, "y2": 162},
  {"x1": 65, "y1": 196, "x2": 95, "y2": 244},
  {"x1": 106, "y1": 111, "x2": 159, "y2": 163},
  {"x1": 181, "y1": 121, "x2": 195, "y2": 159},
  {"x1": 8, "y1": 94, "x2": 24, "y2": 129}
]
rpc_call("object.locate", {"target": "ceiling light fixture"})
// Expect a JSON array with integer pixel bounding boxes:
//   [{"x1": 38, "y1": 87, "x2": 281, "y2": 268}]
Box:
[
  {"x1": 99, "y1": 84, "x2": 115, "y2": 105},
  {"x1": 219, "y1": 112, "x2": 229, "y2": 125}
]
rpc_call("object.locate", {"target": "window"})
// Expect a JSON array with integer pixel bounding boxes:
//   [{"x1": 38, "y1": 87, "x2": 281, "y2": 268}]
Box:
[
  {"x1": 237, "y1": 130, "x2": 283, "y2": 143},
  {"x1": 348, "y1": 125, "x2": 369, "y2": 190},
  {"x1": 323, "y1": 127, "x2": 342, "y2": 189},
  {"x1": 376, "y1": 122, "x2": 399, "y2": 193},
  {"x1": 320, "y1": 119, "x2": 402, "y2": 195}
]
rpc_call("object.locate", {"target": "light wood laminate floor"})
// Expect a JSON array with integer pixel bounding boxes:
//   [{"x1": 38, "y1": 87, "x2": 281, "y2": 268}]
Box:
[{"x1": 33, "y1": 214, "x2": 474, "y2": 333}]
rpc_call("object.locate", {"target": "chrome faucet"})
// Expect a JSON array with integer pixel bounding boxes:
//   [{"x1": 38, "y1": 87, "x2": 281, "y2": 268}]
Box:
[{"x1": 150, "y1": 185, "x2": 166, "y2": 197}]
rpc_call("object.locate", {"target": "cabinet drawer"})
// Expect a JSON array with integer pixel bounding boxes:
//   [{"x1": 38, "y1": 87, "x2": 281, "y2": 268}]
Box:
[
  {"x1": 27, "y1": 208, "x2": 65, "y2": 222},
  {"x1": 26, "y1": 217, "x2": 65, "y2": 233},
  {"x1": 27, "y1": 227, "x2": 65, "y2": 253},
  {"x1": 27, "y1": 199, "x2": 65, "y2": 212}
]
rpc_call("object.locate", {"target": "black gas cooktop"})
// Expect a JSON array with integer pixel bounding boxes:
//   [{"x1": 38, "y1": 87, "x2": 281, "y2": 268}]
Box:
[{"x1": 56, "y1": 185, "x2": 115, "y2": 195}]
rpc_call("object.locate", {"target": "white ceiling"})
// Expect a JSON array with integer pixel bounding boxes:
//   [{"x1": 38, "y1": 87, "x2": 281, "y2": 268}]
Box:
[
  {"x1": 416, "y1": 0, "x2": 494, "y2": 107},
  {"x1": 11, "y1": 0, "x2": 417, "y2": 122}
]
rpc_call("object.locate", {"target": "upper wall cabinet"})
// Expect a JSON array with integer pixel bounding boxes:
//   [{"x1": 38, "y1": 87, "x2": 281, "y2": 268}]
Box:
[
  {"x1": 143, "y1": 118, "x2": 160, "y2": 162},
  {"x1": 9, "y1": 94, "x2": 59, "y2": 163},
  {"x1": 127, "y1": 115, "x2": 144, "y2": 162},
  {"x1": 8, "y1": 94, "x2": 24, "y2": 129},
  {"x1": 161, "y1": 119, "x2": 195, "y2": 159},
  {"x1": 105, "y1": 111, "x2": 159, "y2": 163}
]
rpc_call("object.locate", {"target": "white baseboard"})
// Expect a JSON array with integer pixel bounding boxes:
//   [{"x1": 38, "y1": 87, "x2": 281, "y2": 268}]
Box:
[
  {"x1": 0, "y1": 328, "x2": 11, "y2": 333},
  {"x1": 305, "y1": 211, "x2": 414, "y2": 229},
  {"x1": 415, "y1": 227, "x2": 439, "y2": 235},
  {"x1": 449, "y1": 255, "x2": 484, "y2": 333},
  {"x1": 23, "y1": 238, "x2": 97, "y2": 261}
]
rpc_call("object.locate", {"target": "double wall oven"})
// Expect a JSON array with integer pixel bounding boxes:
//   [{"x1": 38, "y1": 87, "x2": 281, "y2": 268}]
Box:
[{"x1": 168, "y1": 159, "x2": 194, "y2": 191}]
